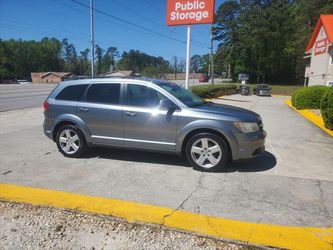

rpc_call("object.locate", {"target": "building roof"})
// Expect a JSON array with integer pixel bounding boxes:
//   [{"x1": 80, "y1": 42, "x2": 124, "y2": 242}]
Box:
[
  {"x1": 306, "y1": 14, "x2": 333, "y2": 53},
  {"x1": 41, "y1": 72, "x2": 73, "y2": 78},
  {"x1": 31, "y1": 72, "x2": 73, "y2": 79}
]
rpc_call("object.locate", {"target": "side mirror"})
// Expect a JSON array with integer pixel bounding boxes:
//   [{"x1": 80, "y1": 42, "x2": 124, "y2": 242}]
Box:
[{"x1": 159, "y1": 99, "x2": 177, "y2": 111}]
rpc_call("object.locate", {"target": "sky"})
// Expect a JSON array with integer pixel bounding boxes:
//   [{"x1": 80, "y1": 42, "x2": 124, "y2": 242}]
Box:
[{"x1": 0, "y1": 0, "x2": 224, "y2": 62}]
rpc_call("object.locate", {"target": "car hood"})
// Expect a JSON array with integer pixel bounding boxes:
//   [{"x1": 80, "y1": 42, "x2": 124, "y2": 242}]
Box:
[{"x1": 190, "y1": 102, "x2": 259, "y2": 121}]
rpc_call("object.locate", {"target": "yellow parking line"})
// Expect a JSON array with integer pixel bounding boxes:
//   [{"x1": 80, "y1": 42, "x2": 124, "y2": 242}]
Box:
[
  {"x1": 285, "y1": 100, "x2": 333, "y2": 137},
  {"x1": 272, "y1": 94, "x2": 291, "y2": 97},
  {"x1": 1, "y1": 183, "x2": 332, "y2": 249}
]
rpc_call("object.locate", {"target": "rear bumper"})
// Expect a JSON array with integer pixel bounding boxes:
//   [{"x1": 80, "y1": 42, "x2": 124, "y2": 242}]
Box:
[
  {"x1": 43, "y1": 119, "x2": 53, "y2": 140},
  {"x1": 233, "y1": 130, "x2": 266, "y2": 160}
]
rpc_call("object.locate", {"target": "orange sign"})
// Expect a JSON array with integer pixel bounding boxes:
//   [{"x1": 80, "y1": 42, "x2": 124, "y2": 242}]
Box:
[{"x1": 167, "y1": 0, "x2": 215, "y2": 26}]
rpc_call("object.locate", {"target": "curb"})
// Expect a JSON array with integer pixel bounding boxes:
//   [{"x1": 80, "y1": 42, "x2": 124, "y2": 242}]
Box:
[
  {"x1": 1, "y1": 183, "x2": 332, "y2": 250},
  {"x1": 285, "y1": 100, "x2": 333, "y2": 137},
  {"x1": 271, "y1": 94, "x2": 291, "y2": 97}
]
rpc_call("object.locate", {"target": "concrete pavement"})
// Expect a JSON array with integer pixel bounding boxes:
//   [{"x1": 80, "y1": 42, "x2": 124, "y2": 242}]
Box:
[{"x1": 0, "y1": 95, "x2": 332, "y2": 228}]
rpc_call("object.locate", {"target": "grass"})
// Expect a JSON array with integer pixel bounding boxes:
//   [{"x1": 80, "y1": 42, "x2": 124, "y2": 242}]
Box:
[{"x1": 269, "y1": 85, "x2": 303, "y2": 96}]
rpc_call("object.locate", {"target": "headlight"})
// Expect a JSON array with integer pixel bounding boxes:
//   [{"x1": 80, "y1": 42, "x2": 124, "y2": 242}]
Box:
[{"x1": 233, "y1": 122, "x2": 259, "y2": 133}]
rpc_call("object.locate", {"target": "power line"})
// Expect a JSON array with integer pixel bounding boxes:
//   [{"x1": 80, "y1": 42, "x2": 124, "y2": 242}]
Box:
[
  {"x1": 141, "y1": 0, "x2": 166, "y2": 15},
  {"x1": 50, "y1": 0, "x2": 174, "y2": 45},
  {"x1": 112, "y1": 0, "x2": 209, "y2": 47},
  {"x1": 69, "y1": 0, "x2": 210, "y2": 49}
]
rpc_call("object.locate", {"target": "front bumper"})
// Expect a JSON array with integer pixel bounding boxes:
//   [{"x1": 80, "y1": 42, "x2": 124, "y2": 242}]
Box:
[
  {"x1": 257, "y1": 90, "x2": 271, "y2": 96},
  {"x1": 233, "y1": 130, "x2": 266, "y2": 160}
]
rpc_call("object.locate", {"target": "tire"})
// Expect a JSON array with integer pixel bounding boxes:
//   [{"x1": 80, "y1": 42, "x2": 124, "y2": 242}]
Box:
[
  {"x1": 56, "y1": 125, "x2": 87, "y2": 158},
  {"x1": 185, "y1": 133, "x2": 229, "y2": 172}
]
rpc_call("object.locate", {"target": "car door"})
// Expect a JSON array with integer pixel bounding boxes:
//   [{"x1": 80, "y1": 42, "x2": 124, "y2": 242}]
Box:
[
  {"x1": 123, "y1": 83, "x2": 178, "y2": 152},
  {"x1": 77, "y1": 82, "x2": 124, "y2": 146}
]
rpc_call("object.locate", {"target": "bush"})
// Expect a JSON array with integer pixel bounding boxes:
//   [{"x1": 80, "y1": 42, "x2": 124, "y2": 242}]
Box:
[
  {"x1": 291, "y1": 87, "x2": 302, "y2": 106},
  {"x1": 320, "y1": 87, "x2": 333, "y2": 130},
  {"x1": 291, "y1": 85, "x2": 329, "y2": 109},
  {"x1": 190, "y1": 84, "x2": 237, "y2": 98}
]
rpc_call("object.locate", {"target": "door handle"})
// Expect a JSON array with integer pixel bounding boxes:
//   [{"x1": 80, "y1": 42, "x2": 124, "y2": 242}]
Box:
[
  {"x1": 125, "y1": 111, "x2": 137, "y2": 117},
  {"x1": 79, "y1": 107, "x2": 89, "y2": 112}
]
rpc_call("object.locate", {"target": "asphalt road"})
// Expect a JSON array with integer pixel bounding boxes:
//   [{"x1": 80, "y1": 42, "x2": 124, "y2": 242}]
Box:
[
  {"x1": 0, "y1": 84, "x2": 56, "y2": 112},
  {"x1": 0, "y1": 94, "x2": 332, "y2": 228}
]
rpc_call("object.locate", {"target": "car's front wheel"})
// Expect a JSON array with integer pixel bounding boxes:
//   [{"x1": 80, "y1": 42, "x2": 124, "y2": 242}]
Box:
[
  {"x1": 56, "y1": 125, "x2": 87, "y2": 157},
  {"x1": 185, "y1": 133, "x2": 229, "y2": 172}
]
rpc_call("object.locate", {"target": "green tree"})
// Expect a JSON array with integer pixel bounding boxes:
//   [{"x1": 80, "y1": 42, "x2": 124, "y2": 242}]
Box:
[
  {"x1": 78, "y1": 49, "x2": 90, "y2": 76},
  {"x1": 117, "y1": 50, "x2": 170, "y2": 73},
  {"x1": 190, "y1": 55, "x2": 203, "y2": 72},
  {"x1": 95, "y1": 44, "x2": 104, "y2": 75},
  {"x1": 0, "y1": 38, "x2": 64, "y2": 80},
  {"x1": 61, "y1": 38, "x2": 77, "y2": 73},
  {"x1": 101, "y1": 47, "x2": 119, "y2": 73}
]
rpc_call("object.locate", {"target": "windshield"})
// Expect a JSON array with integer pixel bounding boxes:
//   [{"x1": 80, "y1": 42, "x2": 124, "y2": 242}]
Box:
[{"x1": 155, "y1": 81, "x2": 206, "y2": 107}]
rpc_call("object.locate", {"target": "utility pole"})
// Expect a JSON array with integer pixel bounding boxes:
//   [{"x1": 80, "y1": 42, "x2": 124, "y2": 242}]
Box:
[
  {"x1": 90, "y1": 0, "x2": 95, "y2": 77},
  {"x1": 174, "y1": 56, "x2": 177, "y2": 80},
  {"x1": 228, "y1": 64, "x2": 231, "y2": 83},
  {"x1": 210, "y1": 25, "x2": 214, "y2": 85}
]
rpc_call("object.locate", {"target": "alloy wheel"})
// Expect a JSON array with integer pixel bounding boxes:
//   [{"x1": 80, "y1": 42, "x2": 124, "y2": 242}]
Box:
[{"x1": 190, "y1": 138, "x2": 222, "y2": 169}]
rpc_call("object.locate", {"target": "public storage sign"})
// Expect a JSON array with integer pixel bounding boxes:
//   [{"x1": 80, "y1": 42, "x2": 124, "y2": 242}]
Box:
[
  {"x1": 314, "y1": 38, "x2": 327, "y2": 56},
  {"x1": 167, "y1": 0, "x2": 215, "y2": 26}
]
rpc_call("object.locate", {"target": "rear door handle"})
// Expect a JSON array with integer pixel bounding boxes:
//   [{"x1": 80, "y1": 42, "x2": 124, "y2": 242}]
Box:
[
  {"x1": 79, "y1": 107, "x2": 89, "y2": 112},
  {"x1": 125, "y1": 111, "x2": 137, "y2": 117}
]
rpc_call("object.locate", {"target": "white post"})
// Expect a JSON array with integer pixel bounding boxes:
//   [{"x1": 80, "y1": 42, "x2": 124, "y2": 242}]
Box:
[
  {"x1": 185, "y1": 25, "x2": 191, "y2": 89},
  {"x1": 90, "y1": 0, "x2": 95, "y2": 77},
  {"x1": 210, "y1": 25, "x2": 214, "y2": 85}
]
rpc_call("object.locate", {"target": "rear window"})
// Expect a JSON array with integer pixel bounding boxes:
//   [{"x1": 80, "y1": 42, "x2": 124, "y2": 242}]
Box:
[
  {"x1": 86, "y1": 83, "x2": 121, "y2": 105},
  {"x1": 55, "y1": 84, "x2": 87, "y2": 101}
]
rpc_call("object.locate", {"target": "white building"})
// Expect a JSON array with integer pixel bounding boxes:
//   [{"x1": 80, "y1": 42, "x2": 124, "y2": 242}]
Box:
[{"x1": 304, "y1": 14, "x2": 333, "y2": 87}]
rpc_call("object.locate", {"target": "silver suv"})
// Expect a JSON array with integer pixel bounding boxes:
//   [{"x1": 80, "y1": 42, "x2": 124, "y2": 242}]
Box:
[{"x1": 43, "y1": 78, "x2": 266, "y2": 171}]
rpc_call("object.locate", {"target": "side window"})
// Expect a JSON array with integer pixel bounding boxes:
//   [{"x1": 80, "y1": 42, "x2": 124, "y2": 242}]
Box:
[
  {"x1": 86, "y1": 83, "x2": 121, "y2": 105},
  {"x1": 127, "y1": 84, "x2": 166, "y2": 108},
  {"x1": 55, "y1": 84, "x2": 87, "y2": 101}
]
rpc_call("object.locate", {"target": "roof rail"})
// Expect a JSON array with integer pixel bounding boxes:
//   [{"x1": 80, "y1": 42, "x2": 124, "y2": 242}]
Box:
[{"x1": 63, "y1": 76, "x2": 134, "y2": 81}]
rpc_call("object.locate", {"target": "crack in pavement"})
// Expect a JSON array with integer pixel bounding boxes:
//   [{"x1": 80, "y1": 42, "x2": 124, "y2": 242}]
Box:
[
  {"x1": 199, "y1": 184, "x2": 333, "y2": 221},
  {"x1": 160, "y1": 173, "x2": 204, "y2": 227},
  {"x1": 313, "y1": 179, "x2": 331, "y2": 220}
]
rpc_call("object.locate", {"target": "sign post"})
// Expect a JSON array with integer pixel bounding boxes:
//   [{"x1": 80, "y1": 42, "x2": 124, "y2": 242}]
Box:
[
  {"x1": 166, "y1": 0, "x2": 215, "y2": 89},
  {"x1": 185, "y1": 25, "x2": 191, "y2": 89}
]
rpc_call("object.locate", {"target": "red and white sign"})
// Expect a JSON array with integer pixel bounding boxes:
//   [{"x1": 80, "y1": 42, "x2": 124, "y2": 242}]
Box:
[
  {"x1": 166, "y1": 0, "x2": 215, "y2": 26},
  {"x1": 314, "y1": 38, "x2": 327, "y2": 55}
]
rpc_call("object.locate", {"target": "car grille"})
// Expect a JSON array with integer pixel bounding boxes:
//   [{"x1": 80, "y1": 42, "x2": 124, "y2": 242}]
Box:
[{"x1": 259, "y1": 90, "x2": 271, "y2": 95}]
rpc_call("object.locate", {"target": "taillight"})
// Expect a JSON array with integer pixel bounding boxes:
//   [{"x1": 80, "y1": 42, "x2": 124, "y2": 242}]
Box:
[{"x1": 43, "y1": 100, "x2": 49, "y2": 111}]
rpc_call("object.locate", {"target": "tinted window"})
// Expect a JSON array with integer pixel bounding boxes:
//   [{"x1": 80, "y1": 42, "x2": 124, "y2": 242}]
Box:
[
  {"x1": 56, "y1": 84, "x2": 87, "y2": 101},
  {"x1": 86, "y1": 83, "x2": 120, "y2": 105},
  {"x1": 127, "y1": 84, "x2": 166, "y2": 108}
]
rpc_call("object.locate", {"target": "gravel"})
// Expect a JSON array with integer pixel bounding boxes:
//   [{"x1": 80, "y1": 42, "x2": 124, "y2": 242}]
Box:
[{"x1": 0, "y1": 201, "x2": 264, "y2": 250}]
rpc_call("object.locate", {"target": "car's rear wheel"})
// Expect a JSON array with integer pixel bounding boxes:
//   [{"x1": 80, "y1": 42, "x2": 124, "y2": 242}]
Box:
[
  {"x1": 56, "y1": 125, "x2": 87, "y2": 157},
  {"x1": 185, "y1": 133, "x2": 229, "y2": 172}
]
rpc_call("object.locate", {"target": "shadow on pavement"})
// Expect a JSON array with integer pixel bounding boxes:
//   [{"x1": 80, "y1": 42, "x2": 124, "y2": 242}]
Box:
[
  {"x1": 84, "y1": 147, "x2": 276, "y2": 173},
  {"x1": 226, "y1": 151, "x2": 277, "y2": 173},
  {"x1": 84, "y1": 147, "x2": 189, "y2": 168}
]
